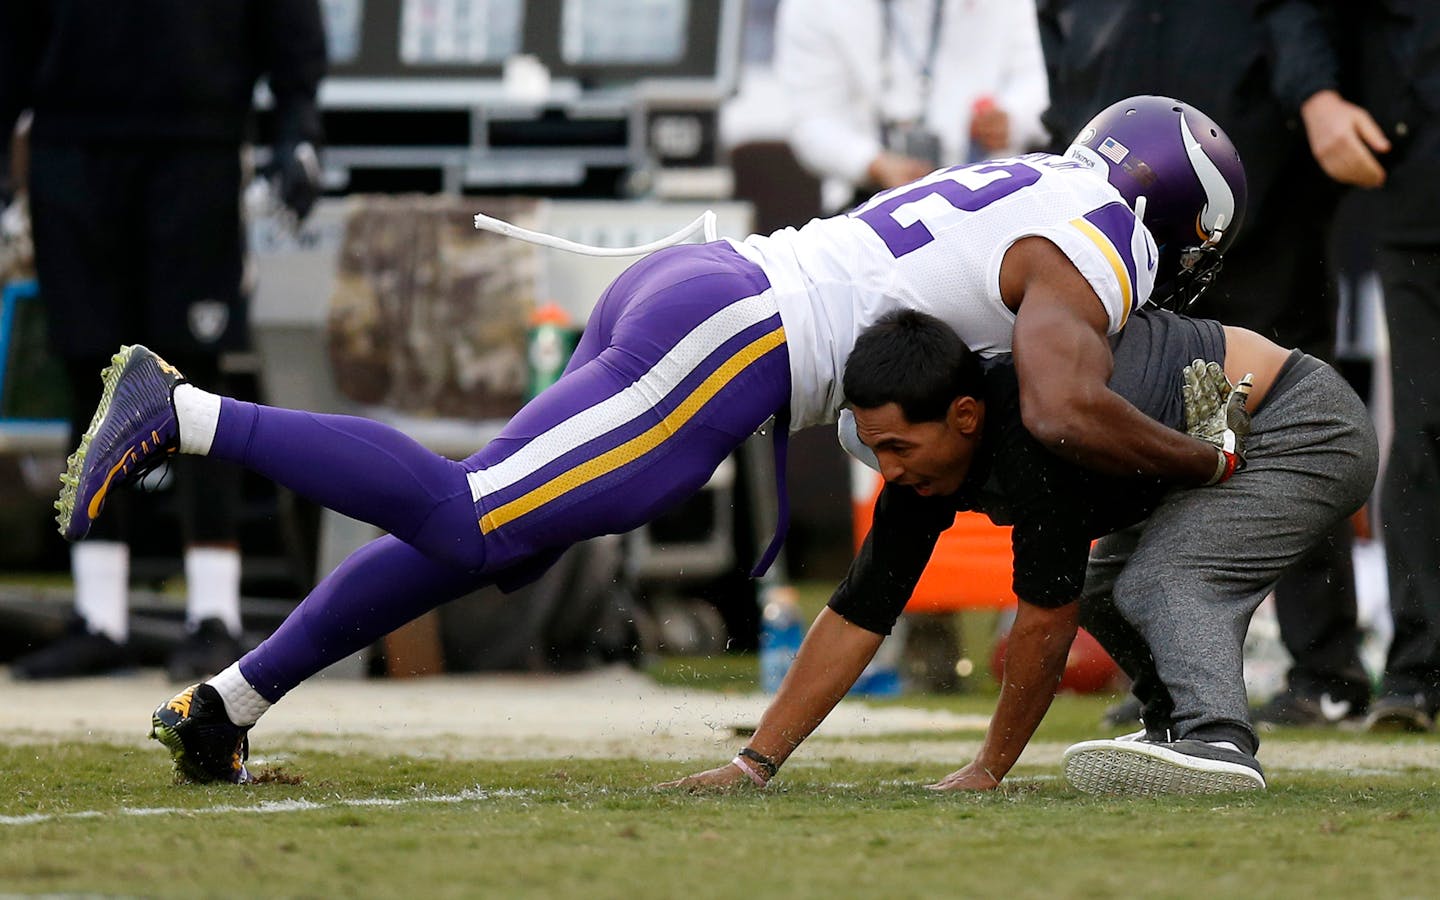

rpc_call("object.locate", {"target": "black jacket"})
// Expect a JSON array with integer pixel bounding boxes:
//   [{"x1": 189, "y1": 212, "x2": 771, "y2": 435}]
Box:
[
  {"x1": 1261, "y1": 0, "x2": 1440, "y2": 237},
  {"x1": 1037, "y1": 0, "x2": 1306, "y2": 236},
  {"x1": 1262, "y1": 1, "x2": 1440, "y2": 144},
  {"x1": 0, "y1": 0, "x2": 326, "y2": 149}
]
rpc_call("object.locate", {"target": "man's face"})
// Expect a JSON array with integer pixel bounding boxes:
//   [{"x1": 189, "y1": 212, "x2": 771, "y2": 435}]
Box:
[{"x1": 851, "y1": 398, "x2": 983, "y2": 497}]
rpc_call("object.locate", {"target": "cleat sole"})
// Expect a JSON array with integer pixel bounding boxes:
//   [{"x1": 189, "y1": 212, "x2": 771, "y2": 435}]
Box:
[
  {"x1": 55, "y1": 347, "x2": 136, "y2": 539},
  {"x1": 150, "y1": 685, "x2": 253, "y2": 785},
  {"x1": 150, "y1": 715, "x2": 195, "y2": 779},
  {"x1": 151, "y1": 714, "x2": 233, "y2": 784}
]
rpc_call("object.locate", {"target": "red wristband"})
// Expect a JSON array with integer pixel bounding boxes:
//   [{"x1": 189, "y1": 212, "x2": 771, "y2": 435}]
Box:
[{"x1": 1207, "y1": 449, "x2": 1239, "y2": 485}]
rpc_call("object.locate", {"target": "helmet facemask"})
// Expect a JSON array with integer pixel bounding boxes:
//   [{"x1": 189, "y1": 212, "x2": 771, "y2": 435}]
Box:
[
  {"x1": 1149, "y1": 223, "x2": 1228, "y2": 312},
  {"x1": 1152, "y1": 245, "x2": 1224, "y2": 312}
]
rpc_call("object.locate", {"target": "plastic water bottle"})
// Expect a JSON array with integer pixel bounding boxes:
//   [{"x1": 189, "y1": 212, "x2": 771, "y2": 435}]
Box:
[
  {"x1": 759, "y1": 585, "x2": 804, "y2": 693},
  {"x1": 851, "y1": 615, "x2": 905, "y2": 697},
  {"x1": 525, "y1": 303, "x2": 581, "y2": 400}
]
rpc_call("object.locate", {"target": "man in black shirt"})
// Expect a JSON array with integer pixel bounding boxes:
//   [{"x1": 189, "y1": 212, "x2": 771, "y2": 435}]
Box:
[{"x1": 663, "y1": 308, "x2": 1376, "y2": 795}]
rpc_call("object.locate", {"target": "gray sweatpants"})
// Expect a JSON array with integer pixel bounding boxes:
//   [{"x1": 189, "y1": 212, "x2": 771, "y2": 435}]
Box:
[{"x1": 1079, "y1": 357, "x2": 1378, "y2": 754}]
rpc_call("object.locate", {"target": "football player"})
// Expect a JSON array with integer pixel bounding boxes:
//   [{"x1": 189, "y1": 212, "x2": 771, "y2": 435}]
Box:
[{"x1": 53, "y1": 96, "x2": 1248, "y2": 783}]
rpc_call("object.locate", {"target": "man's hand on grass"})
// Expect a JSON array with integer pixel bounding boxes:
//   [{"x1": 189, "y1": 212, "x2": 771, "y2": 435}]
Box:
[
  {"x1": 657, "y1": 762, "x2": 758, "y2": 793},
  {"x1": 925, "y1": 761, "x2": 1002, "y2": 792}
]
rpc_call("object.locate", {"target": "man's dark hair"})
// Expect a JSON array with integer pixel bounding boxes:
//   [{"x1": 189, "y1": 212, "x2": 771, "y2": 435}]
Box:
[{"x1": 843, "y1": 309, "x2": 985, "y2": 422}]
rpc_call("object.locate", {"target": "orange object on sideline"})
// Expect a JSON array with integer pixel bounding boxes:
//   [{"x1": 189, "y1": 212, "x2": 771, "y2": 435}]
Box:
[
  {"x1": 850, "y1": 463, "x2": 1017, "y2": 612},
  {"x1": 530, "y1": 302, "x2": 575, "y2": 326}
]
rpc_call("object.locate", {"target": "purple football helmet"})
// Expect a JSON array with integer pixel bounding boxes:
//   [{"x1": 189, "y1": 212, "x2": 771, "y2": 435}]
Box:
[{"x1": 1066, "y1": 95, "x2": 1247, "y2": 311}]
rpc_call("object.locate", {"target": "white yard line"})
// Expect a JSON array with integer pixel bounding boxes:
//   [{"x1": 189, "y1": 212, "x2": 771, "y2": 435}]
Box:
[{"x1": 0, "y1": 787, "x2": 535, "y2": 827}]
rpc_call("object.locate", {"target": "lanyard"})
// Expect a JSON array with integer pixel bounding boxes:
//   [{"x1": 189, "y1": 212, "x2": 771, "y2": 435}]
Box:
[{"x1": 881, "y1": 0, "x2": 946, "y2": 120}]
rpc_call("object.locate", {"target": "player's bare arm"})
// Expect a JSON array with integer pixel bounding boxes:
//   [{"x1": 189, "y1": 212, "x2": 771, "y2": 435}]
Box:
[
  {"x1": 1002, "y1": 236, "x2": 1224, "y2": 483},
  {"x1": 927, "y1": 599, "x2": 1079, "y2": 791},
  {"x1": 658, "y1": 608, "x2": 883, "y2": 791}
]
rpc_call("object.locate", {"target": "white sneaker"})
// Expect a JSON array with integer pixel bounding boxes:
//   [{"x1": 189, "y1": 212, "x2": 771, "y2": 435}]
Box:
[{"x1": 1063, "y1": 738, "x2": 1266, "y2": 795}]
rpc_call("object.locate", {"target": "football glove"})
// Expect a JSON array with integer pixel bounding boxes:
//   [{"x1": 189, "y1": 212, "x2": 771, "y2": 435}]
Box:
[
  {"x1": 1181, "y1": 359, "x2": 1253, "y2": 483},
  {"x1": 271, "y1": 141, "x2": 322, "y2": 224}
]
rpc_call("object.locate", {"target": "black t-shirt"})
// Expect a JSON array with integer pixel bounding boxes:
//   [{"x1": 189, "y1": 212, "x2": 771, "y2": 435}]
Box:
[{"x1": 830, "y1": 309, "x2": 1225, "y2": 633}]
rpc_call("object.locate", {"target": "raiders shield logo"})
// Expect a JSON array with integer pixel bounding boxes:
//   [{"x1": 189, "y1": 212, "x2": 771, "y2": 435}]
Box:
[{"x1": 188, "y1": 300, "x2": 230, "y2": 344}]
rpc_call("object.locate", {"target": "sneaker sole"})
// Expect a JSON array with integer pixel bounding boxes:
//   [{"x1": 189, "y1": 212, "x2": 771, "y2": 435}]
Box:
[
  {"x1": 54, "y1": 346, "x2": 135, "y2": 539},
  {"x1": 1063, "y1": 740, "x2": 1266, "y2": 796}
]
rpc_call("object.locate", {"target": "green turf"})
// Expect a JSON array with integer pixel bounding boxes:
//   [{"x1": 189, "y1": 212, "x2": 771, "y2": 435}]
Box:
[
  {"x1": 4, "y1": 709, "x2": 1439, "y2": 898},
  {"x1": 3, "y1": 590, "x2": 1434, "y2": 897}
]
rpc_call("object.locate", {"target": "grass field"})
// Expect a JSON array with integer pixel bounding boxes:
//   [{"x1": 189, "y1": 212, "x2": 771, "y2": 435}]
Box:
[{"x1": 4, "y1": 654, "x2": 1440, "y2": 899}]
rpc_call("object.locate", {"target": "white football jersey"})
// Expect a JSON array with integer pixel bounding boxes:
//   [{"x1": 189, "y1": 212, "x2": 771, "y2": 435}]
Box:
[{"x1": 728, "y1": 153, "x2": 1159, "y2": 429}]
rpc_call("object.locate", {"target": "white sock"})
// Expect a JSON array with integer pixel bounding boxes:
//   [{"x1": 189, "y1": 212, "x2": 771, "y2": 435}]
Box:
[
  {"x1": 208, "y1": 662, "x2": 271, "y2": 726},
  {"x1": 185, "y1": 545, "x2": 242, "y2": 637},
  {"x1": 1206, "y1": 741, "x2": 1244, "y2": 754},
  {"x1": 173, "y1": 383, "x2": 222, "y2": 455},
  {"x1": 73, "y1": 541, "x2": 129, "y2": 644}
]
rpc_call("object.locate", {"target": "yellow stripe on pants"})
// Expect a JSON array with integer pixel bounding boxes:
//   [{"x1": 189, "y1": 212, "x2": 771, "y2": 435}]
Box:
[{"x1": 479, "y1": 325, "x2": 786, "y2": 535}]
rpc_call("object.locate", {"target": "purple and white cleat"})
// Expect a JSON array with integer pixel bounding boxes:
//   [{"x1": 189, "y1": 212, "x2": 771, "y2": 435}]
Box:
[{"x1": 55, "y1": 345, "x2": 185, "y2": 542}]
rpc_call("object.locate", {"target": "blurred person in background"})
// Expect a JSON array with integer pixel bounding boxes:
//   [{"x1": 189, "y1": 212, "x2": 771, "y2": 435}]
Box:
[
  {"x1": 1261, "y1": 0, "x2": 1440, "y2": 732},
  {"x1": 0, "y1": 0, "x2": 327, "y2": 681},
  {"x1": 1039, "y1": 0, "x2": 1372, "y2": 728},
  {"x1": 775, "y1": 0, "x2": 1050, "y2": 213}
]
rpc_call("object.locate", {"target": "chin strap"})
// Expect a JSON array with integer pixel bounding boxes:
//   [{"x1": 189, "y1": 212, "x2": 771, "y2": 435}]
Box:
[{"x1": 472, "y1": 208, "x2": 718, "y2": 256}]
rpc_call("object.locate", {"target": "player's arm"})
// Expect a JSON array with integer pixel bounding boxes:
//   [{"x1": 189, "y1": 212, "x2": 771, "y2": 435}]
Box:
[
  {"x1": 656, "y1": 606, "x2": 884, "y2": 791},
  {"x1": 258, "y1": 0, "x2": 327, "y2": 223},
  {"x1": 927, "y1": 597, "x2": 1078, "y2": 791},
  {"x1": 930, "y1": 419, "x2": 1096, "y2": 791},
  {"x1": 1003, "y1": 236, "x2": 1226, "y2": 483},
  {"x1": 658, "y1": 485, "x2": 952, "y2": 791}
]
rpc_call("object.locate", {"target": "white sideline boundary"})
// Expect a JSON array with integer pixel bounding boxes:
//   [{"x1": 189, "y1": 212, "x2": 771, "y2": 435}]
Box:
[{"x1": 0, "y1": 786, "x2": 535, "y2": 828}]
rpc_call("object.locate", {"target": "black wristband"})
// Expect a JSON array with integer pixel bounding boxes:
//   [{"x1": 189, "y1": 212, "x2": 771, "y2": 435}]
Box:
[{"x1": 739, "y1": 747, "x2": 779, "y2": 780}]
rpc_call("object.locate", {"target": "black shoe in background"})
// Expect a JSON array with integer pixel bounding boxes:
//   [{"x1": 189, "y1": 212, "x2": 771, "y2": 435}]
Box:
[
  {"x1": 1364, "y1": 692, "x2": 1436, "y2": 733},
  {"x1": 166, "y1": 618, "x2": 244, "y2": 683},
  {"x1": 1253, "y1": 686, "x2": 1368, "y2": 729},
  {"x1": 10, "y1": 616, "x2": 134, "y2": 680},
  {"x1": 1101, "y1": 694, "x2": 1143, "y2": 729}
]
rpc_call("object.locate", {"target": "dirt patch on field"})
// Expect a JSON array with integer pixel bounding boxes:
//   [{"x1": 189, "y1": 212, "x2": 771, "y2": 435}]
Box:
[{"x1": 3, "y1": 666, "x2": 1436, "y2": 777}]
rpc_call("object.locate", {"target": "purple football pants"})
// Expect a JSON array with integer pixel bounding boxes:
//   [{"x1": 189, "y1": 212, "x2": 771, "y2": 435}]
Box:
[{"x1": 206, "y1": 242, "x2": 790, "y2": 700}]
